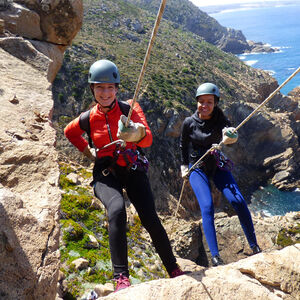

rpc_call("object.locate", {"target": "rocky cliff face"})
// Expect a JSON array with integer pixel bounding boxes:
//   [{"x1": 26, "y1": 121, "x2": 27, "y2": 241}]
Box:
[{"x1": 0, "y1": 1, "x2": 82, "y2": 299}]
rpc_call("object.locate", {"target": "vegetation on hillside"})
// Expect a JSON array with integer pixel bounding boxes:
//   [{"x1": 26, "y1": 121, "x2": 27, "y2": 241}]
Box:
[
  {"x1": 53, "y1": 0, "x2": 260, "y2": 123},
  {"x1": 53, "y1": 0, "x2": 266, "y2": 172},
  {"x1": 59, "y1": 162, "x2": 166, "y2": 299}
]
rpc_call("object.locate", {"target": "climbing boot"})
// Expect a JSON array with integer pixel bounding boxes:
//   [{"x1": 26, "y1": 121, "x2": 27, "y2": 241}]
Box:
[
  {"x1": 170, "y1": 266, "x2": 185, "y2": 278},
  {"x1": 114, "y1": 274, "x2": 131, "y2": 292},
  {"x1": 211, "y1": 255, "x2": 224, "y2": 266},
  {"x1": 251, "y1": 245, "x2": 262, "y2": 254}
]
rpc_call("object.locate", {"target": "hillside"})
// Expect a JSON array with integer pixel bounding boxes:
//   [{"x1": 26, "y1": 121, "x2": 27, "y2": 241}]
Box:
[
  {"x1": 125, "y1": 0, "x2": 252, "y2": 53},
  {"x1": 52, "y1": 0, "x2": 299, "y2": 211}
]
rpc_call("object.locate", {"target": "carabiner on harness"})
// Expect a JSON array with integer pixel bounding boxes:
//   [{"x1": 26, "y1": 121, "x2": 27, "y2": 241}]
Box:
[{"x1": 102, "y1": 168, "x2": 110, "y2": 176}]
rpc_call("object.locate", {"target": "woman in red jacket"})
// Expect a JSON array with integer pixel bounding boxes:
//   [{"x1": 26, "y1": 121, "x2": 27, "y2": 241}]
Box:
[{"x1": 64, "y1": 60, "x2": 184, "y2": 292}]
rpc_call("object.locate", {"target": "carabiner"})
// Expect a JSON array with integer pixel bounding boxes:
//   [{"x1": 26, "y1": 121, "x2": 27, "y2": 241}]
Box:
[{"x1": 102, "y1": 168, "x2": 110, "y2": 176}]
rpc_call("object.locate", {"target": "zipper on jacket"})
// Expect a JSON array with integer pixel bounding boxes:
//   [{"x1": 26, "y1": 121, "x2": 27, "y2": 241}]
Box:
[{"x1": 105, "y1": 113, "x2": 114, "y2": 142}]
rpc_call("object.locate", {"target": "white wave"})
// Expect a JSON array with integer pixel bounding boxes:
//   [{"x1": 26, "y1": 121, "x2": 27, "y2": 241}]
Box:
[
  {"x1": 261, "y1": 210, "x2": 272, "y2": 217},
  {"x1": 288, "y1": 67, "x2": 296, "y2": 71},
  {"x1": 238, "y1": 53, "x2": 252, "y2": 57},
  {"x1": 294, "y1": 188, "x2": 300, "y2": 193},
  {"x1": 245, "y1": 60, "x2": 258, "y2": 66},
  {"x1": 265, "y1": 70, "x2": 276, "y2": 76},
  {"x1": 216, "y1": 7, "x2": 255, "y2": 14},
  {"x1": 239, "y1": 55, "x2": 246, "y2": 60}
]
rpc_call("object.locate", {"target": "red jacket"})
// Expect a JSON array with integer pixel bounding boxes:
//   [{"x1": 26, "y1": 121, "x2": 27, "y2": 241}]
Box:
[{"x1": 64, "y1": 100, "x2": 152, "y2": 166}]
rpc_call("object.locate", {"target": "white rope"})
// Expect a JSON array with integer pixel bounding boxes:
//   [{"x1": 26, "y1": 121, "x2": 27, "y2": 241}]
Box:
[
  {"x1": 98, "y1": 139, "x2": 125, "y2": 150},
  {"x1": 171, "y1": 66, "x2": 300, "y2": 229},
  {"x1": 125, "y1": 0, "x2": 167, "y2": 127}
]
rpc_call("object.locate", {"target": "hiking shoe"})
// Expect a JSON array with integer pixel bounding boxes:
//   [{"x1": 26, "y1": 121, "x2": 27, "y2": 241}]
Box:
[
  {"x1": 211, "y1": 255, "x2": 224, "y2": 266},
  {"x1": 114, "y1": 274, "x2": 131, "y2": 292},
  {"x1": 251, "y1": 245, "x2": 262, "y2": 254},
  {"x1": 170, "y1": 266, "x2": 185, "y2": 278}
]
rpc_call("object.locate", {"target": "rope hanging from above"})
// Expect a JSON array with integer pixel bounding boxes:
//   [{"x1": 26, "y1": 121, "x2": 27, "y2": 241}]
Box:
[{"x1": 125, "y1": 0, "x2": 167, "y2": 127}]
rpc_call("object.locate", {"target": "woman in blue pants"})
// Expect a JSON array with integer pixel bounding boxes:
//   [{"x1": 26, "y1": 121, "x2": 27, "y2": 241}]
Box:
[{"x1": 180, "y1": 82, "x2": 261, "y2": 266}]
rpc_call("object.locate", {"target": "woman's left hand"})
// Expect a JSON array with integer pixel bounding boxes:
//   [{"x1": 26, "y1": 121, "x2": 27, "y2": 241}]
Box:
[{"x1": 222, "y1": 127, "x2": 238, "y2": 144}]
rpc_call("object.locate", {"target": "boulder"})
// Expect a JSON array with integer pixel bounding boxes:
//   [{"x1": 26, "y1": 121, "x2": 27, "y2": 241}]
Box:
[
  {"x1": 97, "y1": 245, "x2": 300, "y2": 299},
  {"x1": 14, "y1": 0, "x2": 83, "y2": 45},
  {"x1": 0, "y1": 2, "x2": 43, "y2": 40}
]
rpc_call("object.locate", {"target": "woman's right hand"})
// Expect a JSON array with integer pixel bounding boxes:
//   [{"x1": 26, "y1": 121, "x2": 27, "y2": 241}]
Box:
[
  {"x1": 82, "y1": 145, "x2": 96, "y2": 161},
  {"x1": 222, "y1": 127, "x2": 238, "y2": 145}
]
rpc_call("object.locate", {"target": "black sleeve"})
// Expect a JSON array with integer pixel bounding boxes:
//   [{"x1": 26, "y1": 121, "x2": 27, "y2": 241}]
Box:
[{"x1": 180, "y1": 118, "x2": 191, "y2": 165}]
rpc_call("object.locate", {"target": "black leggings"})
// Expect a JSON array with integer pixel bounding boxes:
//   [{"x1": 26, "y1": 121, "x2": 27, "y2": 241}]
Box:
[{"x1": 93, "y1": 165, "x2": 177, "y2": 278}]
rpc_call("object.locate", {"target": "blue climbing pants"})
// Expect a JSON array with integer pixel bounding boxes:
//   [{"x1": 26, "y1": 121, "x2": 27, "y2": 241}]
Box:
[{"x1": 189, "y1": 167, "x2": 258, "y2": 256}]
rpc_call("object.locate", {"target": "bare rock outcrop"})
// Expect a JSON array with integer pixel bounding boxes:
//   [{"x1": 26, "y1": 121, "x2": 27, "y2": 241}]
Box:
[
  {"x1": 0, "y1": 0, "x2": 83, "y2": 45},
  {"x1": 0, "y1": 0, "x2": 83, "y2": 82},
  {"x1": 96, "y1": 245, "x2": 300, "y2": 299},
  {"x1": 0, "y1": 1, "x2": 83, "y2": 299}
]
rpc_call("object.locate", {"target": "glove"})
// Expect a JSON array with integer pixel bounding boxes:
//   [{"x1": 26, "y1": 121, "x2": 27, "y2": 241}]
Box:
[
  {"x1": 117, "y1": 115, "x2": 146, "y2": 143},
  {"x1": 222, "y1": 127, "x2": 238, "y2": 145},
  {"x1": 82, "y1": 145, "x2": 96, "y2": 161},
  {"x1": 180, "y1": 165, "x2": 189, "y2": 178}
]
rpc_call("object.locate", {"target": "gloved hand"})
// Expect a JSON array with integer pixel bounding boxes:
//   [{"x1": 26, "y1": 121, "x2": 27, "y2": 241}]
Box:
[
  {"x1": 180, "y1": 165, "x2": 189, "y2": 178},
  {"x1": 222, "y1": 127, "x2": 238, "y2": 145},
  {"x1": 82, "y1": 145, "x2": 96, "y2": 161},
  {"x1": 117, "y1": 115, "x2": 146, "y2": 143}
]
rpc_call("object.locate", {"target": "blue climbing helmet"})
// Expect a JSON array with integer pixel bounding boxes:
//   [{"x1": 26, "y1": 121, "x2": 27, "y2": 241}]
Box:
[
  {"x1": 88, "y1": 59, "x2": 120, "y2": 84},
  {"x1": 196, "y1": 83, "x2": 220, "y2": 101}
]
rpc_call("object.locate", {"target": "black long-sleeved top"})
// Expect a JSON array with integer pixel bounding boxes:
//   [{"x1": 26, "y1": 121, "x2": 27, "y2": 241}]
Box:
[{"x1": 180, "y1": 106, "x2": 231, "y2": 176}]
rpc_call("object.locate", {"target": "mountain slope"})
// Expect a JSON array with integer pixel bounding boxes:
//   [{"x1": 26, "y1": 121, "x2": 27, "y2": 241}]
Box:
[
  {"x1": 125, "y1": 0, "x2": 251, "y2": 53},
  {"x1": 53, "y1": 0, "x2": 299, "y2": 213}
]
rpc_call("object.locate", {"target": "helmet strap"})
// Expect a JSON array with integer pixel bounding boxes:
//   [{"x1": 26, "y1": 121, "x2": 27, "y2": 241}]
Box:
[
  {"x1": 99, "y1": 99, "x2": 116, "y2": 110},
  {"x1": 89, "y1": 84, "x2": 95, "y2": 97}
]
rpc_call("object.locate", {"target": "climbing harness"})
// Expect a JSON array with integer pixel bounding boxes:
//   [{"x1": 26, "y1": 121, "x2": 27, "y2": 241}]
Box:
[
  {"x1": 210, "y1": 146, "x2": 234, "y2": 172},
  {"x1": 79, "y1": 101, "x2": 149, "y2": 175},
  {"x1": 113, "y1": 143, "x2": 149, "y2": 173},
  {"x1": 171, "y1": 66, "x2": 300, "y2": 231},
  {"x1": 125, "y1": 0, "x2": 167, "y2": 127}
]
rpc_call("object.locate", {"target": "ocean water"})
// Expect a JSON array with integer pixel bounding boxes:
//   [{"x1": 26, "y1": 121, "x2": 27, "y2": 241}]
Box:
[
  {"x1": 248, "y1": 185, "x2": 300, "y2": 216},
  {"x1": 211, "y1": 5, "x2": 300, "y2": 216},
  {"x1": 211, "y1": 4, "x2": 300, "y2": 95}
]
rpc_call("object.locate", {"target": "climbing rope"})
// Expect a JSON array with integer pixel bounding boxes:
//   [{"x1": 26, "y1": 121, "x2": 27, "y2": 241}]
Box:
[
  {"x1": 125, "y1": 0, "x2": 167, "y2": 127},
  {"x1": 98, "y1": 139, "x2": 125, "y2": 150},
  {"x1": 171, "y1": 66, "x2": 300, "y2": 230}
]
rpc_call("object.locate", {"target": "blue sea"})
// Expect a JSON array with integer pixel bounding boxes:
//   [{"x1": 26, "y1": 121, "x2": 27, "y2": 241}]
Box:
[
  {"x1": 211, "y1": 4, "x2": 300, "y2": 95},
  {"x1": 210, "y1": 4, "x2": 300, "y2": 216}
]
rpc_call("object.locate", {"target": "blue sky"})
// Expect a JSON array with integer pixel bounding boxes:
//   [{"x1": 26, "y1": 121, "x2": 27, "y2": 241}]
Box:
[{"x1": 190, "y1": 0, "x2": 293, "y2": 7}]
